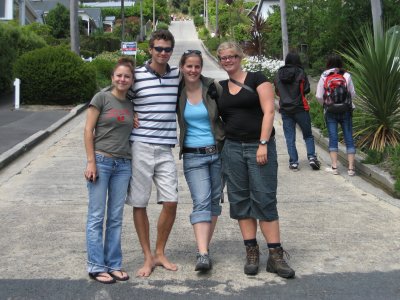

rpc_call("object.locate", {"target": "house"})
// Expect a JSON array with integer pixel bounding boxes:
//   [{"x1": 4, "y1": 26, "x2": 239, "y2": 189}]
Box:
[
  {"x1": 103, "y1": 15, "x2": 116, "y2": 32},
  {"x1": 248, "y1": 0, "x2": 280, "y2": 20},
  {"x1": 81, "y1": 1, "x2": 136, "y2": 8},
  {"x1": 1, "y1": 0, "x2": 40, "y2": 24},
  {"x1": 29, "y1": 0, "x2": 103, "y2": 35}
]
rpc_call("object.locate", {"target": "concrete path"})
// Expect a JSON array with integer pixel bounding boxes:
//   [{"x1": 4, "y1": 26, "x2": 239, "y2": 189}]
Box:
[{"x1": 0, "y1": 21, "x2": 399, "y2": 300}]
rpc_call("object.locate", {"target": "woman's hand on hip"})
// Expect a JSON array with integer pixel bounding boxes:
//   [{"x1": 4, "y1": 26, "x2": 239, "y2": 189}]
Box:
[{"x1": 256, "y1": 145, "x2": 268, "y2": 165}]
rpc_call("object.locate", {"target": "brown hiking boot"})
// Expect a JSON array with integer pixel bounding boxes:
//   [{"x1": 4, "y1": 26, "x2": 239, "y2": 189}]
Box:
[
  {"x1": 266, "y1": 247, "x2": 295, "y2": 278},
  {"x1": 244, "y1": 244, "x2": 259, "y2": 275}
]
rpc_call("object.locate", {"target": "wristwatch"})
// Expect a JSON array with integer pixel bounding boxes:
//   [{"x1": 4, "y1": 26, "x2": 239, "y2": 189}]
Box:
[{"x1": 259, "y1": 140, "x2": 268, "y2": 145}]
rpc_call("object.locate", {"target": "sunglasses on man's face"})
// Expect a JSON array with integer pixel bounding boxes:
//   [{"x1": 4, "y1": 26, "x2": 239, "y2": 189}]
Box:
[
  {"x1": 153, "y1": 46, "x2": 173, "y2": 53},
  {"x1": 183, "y1": 50, "x2": 202, "y2": 56}
]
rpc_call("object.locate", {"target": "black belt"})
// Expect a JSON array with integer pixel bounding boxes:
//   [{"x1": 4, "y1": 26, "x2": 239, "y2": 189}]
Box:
[{"x1": 182, "y1": 145, "x2": 217, "y2": 154}]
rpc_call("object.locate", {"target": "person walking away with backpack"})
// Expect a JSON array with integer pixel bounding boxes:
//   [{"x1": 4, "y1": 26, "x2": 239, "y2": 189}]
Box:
[
  {"x1": 316, "y1": 54, "x2": 356, "y2": 176},
  {"x1": 275, "y1": 53, "x2": 321, "y2": 172},
  {"x1": 176, "y1": 50, "x2": 224, "y2": 272}
]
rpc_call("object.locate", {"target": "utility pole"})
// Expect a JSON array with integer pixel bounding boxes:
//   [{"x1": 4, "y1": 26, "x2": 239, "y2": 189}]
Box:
[
  {"x1": 205, "y1": 0, "x2": 208, "y2": 29},
  {"x1": 280, "y1": 0, "x2": 289, "y2": 59},
  {"x1": 371, "y1": 0, "x2": 383, "y2": 41},
  {"x1": 70, "y1": 0, "x2": 79, "y2": 55},
  {"x1": 215, "y1": 0, "x2": 219, "y2": 37},
  {"x1": 121, "y1": 0, "x2": 125, "y2": 41},
  {"x1": 153, "y1": 0, "x2": 155, "y2": 31},
  {"x1": 139, "y1": 0, "x2": 143, "y2": 41},
  {"x1": 18, "y1": 0, "x2": 25, "y2": 25}
]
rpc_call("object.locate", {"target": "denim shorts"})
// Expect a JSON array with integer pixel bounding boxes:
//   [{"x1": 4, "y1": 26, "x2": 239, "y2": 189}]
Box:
[{"x1": 221, "y1": 138, "x2": 279, "y2": 221}]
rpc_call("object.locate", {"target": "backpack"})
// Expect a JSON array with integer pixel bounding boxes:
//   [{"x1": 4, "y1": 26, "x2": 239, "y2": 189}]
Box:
[{"x1": 323, "y1": 70, "x2": 352, "y2": 113}]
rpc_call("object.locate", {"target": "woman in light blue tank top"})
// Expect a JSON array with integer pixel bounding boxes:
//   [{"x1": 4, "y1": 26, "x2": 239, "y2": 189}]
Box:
[{"x1": 176, "y1": 50, "x2": 225, "y2": 272}]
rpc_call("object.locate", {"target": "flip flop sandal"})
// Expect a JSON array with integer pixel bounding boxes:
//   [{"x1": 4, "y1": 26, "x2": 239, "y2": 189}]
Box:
[
  {"x1": 89, "y1": 272, "x2": 116, "y2": 284},
  {"x1": 109, "y1": 270, "x2": 130, "y2": 281}
]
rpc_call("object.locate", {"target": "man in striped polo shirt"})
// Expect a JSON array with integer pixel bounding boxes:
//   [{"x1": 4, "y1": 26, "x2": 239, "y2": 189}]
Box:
[{"x1": 125, "y1": 29, "x2": 180, "y2": 278}]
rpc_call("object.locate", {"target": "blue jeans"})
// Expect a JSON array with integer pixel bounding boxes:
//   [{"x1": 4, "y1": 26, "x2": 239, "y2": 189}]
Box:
[
  {"x1": 325, "y1": 111, "x2": 356, "y2": 154},
  {"x1": 281, "y1": 110, "x2": 316, "y2": 164},
  {"x1": 86, "y1": 153, "x2": 132, "y2": 273},
  {"x1": 183, "y1": 153, "x2": 222, "y2": 225}
]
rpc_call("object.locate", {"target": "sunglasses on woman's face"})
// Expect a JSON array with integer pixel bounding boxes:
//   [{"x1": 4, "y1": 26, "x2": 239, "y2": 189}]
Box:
[
  {"x1": 183, "y1": 50, "x2": 202, "y2": 56},
  {"x1": 153, "y1": 46, "x2": 173, "y2": 53}
]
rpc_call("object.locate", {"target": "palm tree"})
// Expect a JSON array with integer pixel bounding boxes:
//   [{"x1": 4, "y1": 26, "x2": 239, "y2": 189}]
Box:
[{"x1": 341, "y1": 27, "x2": 400, "y2": 151}]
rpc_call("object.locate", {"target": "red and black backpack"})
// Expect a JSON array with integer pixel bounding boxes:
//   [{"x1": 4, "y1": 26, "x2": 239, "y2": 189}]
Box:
[{"x1": 323, "y1": 69, "x2": 352, "y2": 113}]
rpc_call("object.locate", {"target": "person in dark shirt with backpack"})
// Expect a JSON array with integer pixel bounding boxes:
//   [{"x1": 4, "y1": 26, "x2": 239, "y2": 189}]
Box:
[
  {"x1": 275, "y1": 53, "x2": 321, "y2": 171},
  {"x1": 316, "y1": 54, "x2": 356, "y2": 176}
]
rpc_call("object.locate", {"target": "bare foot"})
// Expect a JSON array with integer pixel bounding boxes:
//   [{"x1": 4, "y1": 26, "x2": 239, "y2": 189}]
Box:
[
  {"x1": 154, "y1": 253, "x2": 178, "y2": 271},
  {"x1": 136, "y1": 257, "x2": 155, "y2": 277}
]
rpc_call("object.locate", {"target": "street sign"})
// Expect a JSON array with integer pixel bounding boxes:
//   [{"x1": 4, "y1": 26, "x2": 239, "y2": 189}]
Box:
[{"x1": 121, "y1": 42, "x2": 137, "y2": 56}]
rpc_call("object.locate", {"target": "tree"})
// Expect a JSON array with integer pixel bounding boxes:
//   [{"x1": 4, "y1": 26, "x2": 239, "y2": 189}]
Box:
[{"x1": 45, "y1": 3, "x2": 70, "y2": 39}]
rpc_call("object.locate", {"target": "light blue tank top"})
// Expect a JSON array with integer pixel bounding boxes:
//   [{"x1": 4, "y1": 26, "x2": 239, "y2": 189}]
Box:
[{"x1": 183, "y1": 99, "x2": 215, "y2": 147}]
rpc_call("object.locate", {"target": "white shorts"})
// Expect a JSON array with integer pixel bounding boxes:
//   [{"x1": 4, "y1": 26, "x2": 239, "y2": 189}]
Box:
[{"x1": 126, "y1": 141, "x2": 178, "y2": 207}]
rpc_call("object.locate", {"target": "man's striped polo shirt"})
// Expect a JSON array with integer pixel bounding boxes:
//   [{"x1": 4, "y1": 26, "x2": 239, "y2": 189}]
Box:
[{"x1": 129, "y1": 62, "x2": 180, "y2": 145}]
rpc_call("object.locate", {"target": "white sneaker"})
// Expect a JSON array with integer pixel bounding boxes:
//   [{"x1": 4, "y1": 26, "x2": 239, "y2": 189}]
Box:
[{"x1": 325, "y1": 166, "x2": 339, "y2": 175}]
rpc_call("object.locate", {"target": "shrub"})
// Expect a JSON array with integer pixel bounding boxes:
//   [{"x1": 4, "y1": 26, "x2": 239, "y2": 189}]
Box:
[
  {"x1": 156, "y1": 22, "x2": 169, "y2": 30},
  {"x1": 203, "y1": 37, "x2": 223, "y2": 53},
  {"x1": 198, "y1": 27, "x2": 210, "y2": 40},
  {"x1": 91, "y1": 49, "x2": 149, "y2": 88},
  {"x1": 23, "y1": 22, "x2": 59, "y2": 46},
  {"x1": 308, "y1": 96, "x2": 327, "y2": 136},
  {"x1": 80, "y1": 34, "x2": 121, "y2": 56},
  {"x1": 341, "y1": 27, "x2": 400, "y2": 151},
  {"x1": 242, "y1": 55, "x2": 283, "y2": 82},
  {"x1": 13, "y1": 47, "x2": 97, "y2": 105},
  {"x1": 193, "y1": 15, "x2": 204, "y2": 27},
  {"x1": 44, "y1": 3, "x2": 70, "y2": 39},
  {"x1": 90, "y1": 58, "x2": 115, "y2": 88},
  {"x1": 233, "y1": 23, "x2": 251, "y2": 42},
  {"x1": 0, "y1": 23, "x2": 46, "y2": 94}
]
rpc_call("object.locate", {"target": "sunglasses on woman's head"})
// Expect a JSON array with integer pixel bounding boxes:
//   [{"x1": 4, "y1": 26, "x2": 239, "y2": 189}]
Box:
[
  {"x1": 153, "y1": 46, "x2": 173, "y2": 53},
  {"x1": 183, "y1": 50, "x2": 202, "y2": 56}
]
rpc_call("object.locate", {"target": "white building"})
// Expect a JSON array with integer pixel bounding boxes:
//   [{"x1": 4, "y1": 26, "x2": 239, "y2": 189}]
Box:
[
  {"x1": 1, "y1": 0, "x2": 39, "y2": 24},
  {"x1": 256, "y1": 0, "x2": 280, "y2": 20}
]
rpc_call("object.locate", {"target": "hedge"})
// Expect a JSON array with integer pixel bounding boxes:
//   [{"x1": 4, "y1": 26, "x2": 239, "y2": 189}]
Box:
[
  {"x1": 0, "y1": 23, "x2": 46, "y2": 94},
  {"x1": 13, "y1": 46, "x2": 97, "y2": 105}
]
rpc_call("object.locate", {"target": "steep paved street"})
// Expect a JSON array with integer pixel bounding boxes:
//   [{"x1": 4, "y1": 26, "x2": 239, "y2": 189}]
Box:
[{"x1": 0, "y1": 21, "x2": 399, "y2": 299}]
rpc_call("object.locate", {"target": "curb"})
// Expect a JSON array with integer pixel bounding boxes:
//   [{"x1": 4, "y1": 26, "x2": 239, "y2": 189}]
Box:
[
  {"x1": 0, "y1": 103, "x2": 88, "y2": 171},
  {"x1": 311, "y1": 126, "x2": 397, "y2": 198}
]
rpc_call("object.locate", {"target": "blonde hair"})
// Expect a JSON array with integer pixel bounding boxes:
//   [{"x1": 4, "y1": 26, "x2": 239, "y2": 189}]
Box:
[{"x1": 217, "y1": 41, "x2": 244, "y2": 59}]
